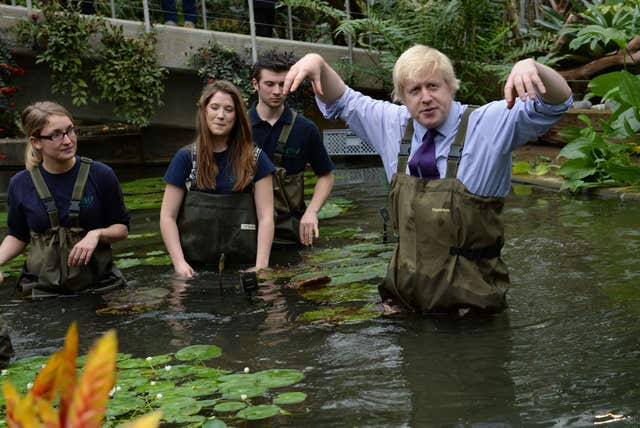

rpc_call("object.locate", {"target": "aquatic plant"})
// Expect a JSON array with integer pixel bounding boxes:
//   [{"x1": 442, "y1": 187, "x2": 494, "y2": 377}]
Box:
[
  {"x1": 0, "y1": 331, "x2": 308, "y2": 426},
  {"x1": 1, "y1": 322, "x2": 160, "y2": 427}
]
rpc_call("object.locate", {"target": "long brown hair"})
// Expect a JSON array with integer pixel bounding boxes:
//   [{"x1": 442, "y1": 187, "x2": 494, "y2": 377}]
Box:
[
  {"x1": 195, "y1": 80, "x2": 255, "y2": 191},
  {"x1": 21, "y1": 101, "x2": 74, "y2": 170}
]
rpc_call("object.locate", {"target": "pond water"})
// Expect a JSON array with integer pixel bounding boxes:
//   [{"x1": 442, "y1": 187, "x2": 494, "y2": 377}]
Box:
[{"x1": 1, "y1": 163, "x2": 639, "y2": 427}]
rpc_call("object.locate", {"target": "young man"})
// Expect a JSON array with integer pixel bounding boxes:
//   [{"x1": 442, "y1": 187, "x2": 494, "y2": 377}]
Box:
[
  {"x1": 283, "y1": 45, "x2": 572, "y2": 314},
  {"x1": 250, "y1": 51, "x2": 334, "y2": 246}
]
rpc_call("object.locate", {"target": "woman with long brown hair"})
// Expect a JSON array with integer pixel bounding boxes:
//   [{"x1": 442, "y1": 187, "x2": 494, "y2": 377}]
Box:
[{"x1": 160, "y1": 81, "x2": 275, "y2": 277}]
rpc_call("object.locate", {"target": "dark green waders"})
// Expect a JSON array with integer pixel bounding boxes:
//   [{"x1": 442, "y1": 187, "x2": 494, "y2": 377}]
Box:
[
  {"x1": 271, "y1": 111, "x2": 306, "y2": 244},
  {"x1": 379, "y1": 109, "x2": 510, "y2": 313},
  {"x1": 0, "y1": 316, "x2": 14, "y2": 367},
  {"x1": 176, "y1": 146, "x2": 261, "y2": 266},
  {"x1": 17, "y1": 157, "x2": 126, "y2": 298}
]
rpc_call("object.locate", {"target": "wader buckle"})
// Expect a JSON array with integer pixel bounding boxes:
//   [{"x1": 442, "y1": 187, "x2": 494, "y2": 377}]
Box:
[
  {"x1": 42, "y1": 197, "x2": 57, "y2": 214},
  {"x1": 448, "y1": 145, "x2": 462, "y2": 161}
]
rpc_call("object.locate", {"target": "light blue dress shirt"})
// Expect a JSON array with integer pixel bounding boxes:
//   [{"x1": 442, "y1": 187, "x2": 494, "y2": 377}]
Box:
[{"x1": 318, "y1": 87, "x2": 572, "y2": 197}]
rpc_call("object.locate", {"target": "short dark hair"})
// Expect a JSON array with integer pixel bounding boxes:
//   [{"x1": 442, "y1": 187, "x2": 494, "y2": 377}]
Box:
[{"x1": 251, "y1": 50, "x2": 298, "y2": 81}]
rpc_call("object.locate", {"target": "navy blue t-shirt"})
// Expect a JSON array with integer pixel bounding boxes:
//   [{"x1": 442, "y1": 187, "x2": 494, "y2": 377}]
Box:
[
  {"x1": 163, "y1": 147, "x2": 275, "y2": 194},
  {"x1": 7, "y1": 157, "x2": 131, "y2": 243},
  {"x1": 249, "y1": 105, "x2": 334, "y2": 175}
]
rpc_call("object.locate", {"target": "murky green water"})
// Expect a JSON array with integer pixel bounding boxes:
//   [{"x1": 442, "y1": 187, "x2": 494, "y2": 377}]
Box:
[{"x1": 1, "y1": 165, "x2": 639, "y2": 427}]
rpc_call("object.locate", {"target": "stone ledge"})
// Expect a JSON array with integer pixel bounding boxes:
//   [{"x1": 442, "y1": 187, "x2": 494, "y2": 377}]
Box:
[{"x1": 512, "y1": 174, "x2": 640, "y2": 201}]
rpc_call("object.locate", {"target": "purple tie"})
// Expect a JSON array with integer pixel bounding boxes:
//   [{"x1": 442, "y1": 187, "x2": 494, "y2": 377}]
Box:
[{"x1": 408, "y1": 129, "x2": 439, "y2": 180}]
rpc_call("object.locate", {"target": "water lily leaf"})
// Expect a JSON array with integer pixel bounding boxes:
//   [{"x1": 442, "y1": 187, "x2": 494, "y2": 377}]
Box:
[
  {"x1": 203, "y1": 418, "x2": 228, "y2": 428},
  {"x1": 106, "y1": 394, "x2": 145, "y2": 417},
  {"x1": 98, "y1": 288, "x2": 170, "y2": 314},
  {"x1": 218, "y1": 381, "x2": 268, "y2": 400},
  {"x1": 142, "y1": 254, "x2": 172, "y2": 266},
  {"x1": 253, "y1": 369, "x2": 304, "y2": 388},
  {"x1": 158, "y1": 395, "x2": 198, "y2": 410},
  {"x1": 114, "y1": 258, "x2": 143, "y2": 269},
  {"x1": 145, "y1": 250, "x2": 166, "y2": 256},
  {"x1": 320, "y1": 226, "x2": 363, "y2": 239},
  {"x1": 213, "y1": 401, "x2": 247, "y2": 412},
  {"x1": 217, "y1": 373, "x2": 255, "y2": 383},
  {"x1": 299, "y1": 303, "x2": 382, "y2": 324},
  {"x1": 114, "y1": 252, "x2": 135, "y2": 258},
  {"x1": 273, "y1": 391, "x2": 307, "y2": 404},
  {"x1": 191, "y1": 366, "x2": 231, "y2": 379},
  {"x1": 196, "y1": 399, "x2": 219, "y2": 408},
  {"x1": 301, "y1": 282, "x2": 379, "y2": 303},
  {"x1": 158, "y1": 364, "x2": 199, "y2": 379},
  {"x1": 7, "y1": 355, "x2": 48, "y2": 371},
  {"x1": 178, "y1": 379, "x2": 219, "y2": 397},
  {"x1": 161, "y1": 413, "x2": 206, "y2": 424},
  {"x1": 236, "y1": 404, "x2": 282, "y2": 420},
  {"x1": 117, "y1": 354, "x2": 172, "y2": 369},
  {"x1": 134, "y1": 380, "x2": 176, "y2": 394},
  {"x1": 128, "y1": 232, "x2": 159, "y2": 239},
  {"x1": 175, "y1": 344, "x2": 222, "y2": 361}
]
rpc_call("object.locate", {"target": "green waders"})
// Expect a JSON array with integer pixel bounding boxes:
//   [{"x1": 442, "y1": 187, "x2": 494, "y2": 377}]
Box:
[
  {"x1": 0, "y1": 316, "x2": 14, "y2": 368},
  {"x1": 17, "y1": 157, "x2": 126, "y2": 298},
  {"x1": 271, "y1": 111, "x2": 306, "y2": 244},
  {"x1": 176, "y1": 145, "x2": 261, "y2": 266},
  {"x1": 379, "y1": 108, "x2": 509, "y2": 313}
]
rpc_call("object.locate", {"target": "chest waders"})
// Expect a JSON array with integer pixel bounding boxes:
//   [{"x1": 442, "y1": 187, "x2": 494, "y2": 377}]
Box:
[
  {"x1": 176, "y1": 145, "x2": 261, "y2": 266},
  {"x1": 17, "y1": 157, "x2": 126, "y2": 298},
  {"x1": 379, "y1": 108, "x2": 509, "y2": 313},
  {"x1": 271, "y1": 111, "x2": 306, "y2": 243}
]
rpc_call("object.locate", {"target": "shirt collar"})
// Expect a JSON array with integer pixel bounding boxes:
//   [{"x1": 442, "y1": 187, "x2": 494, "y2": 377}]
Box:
[
  {"x1": 248, "y1": 103, "x2": 293, "y2": 126},
  {"x1": 412, "y1": 101, "x2": 461, "y2": 143}
]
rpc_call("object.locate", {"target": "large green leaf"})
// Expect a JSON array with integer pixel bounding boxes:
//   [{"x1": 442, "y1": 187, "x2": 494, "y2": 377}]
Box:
[
  {"x1": 559, "y1": 158, "x2": 597, "y2": 181},
  {"x1": 619, "y1": 72, "x2": 640, "y2": 109},
  {"x1": 175, "y1": 345, "x2": 222, "y2": 361},
  {"x1": 213, "y1": 401, "x2": 247, "y2": 412},
  {"x1": 236, "y1": 404, "x2": 282, "y2": 420},
  {"x1": 273, "y1": 392, "x2": 308, "y2": 404},
  {"x1": 253, "y1": 369, "x2": 304, "y2": 388}
]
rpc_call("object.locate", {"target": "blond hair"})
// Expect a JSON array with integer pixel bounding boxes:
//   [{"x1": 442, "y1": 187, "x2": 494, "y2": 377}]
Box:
[
  {"x1": 392, "y1": 45, "x2": 460, "y2": 103},
  {"x1": 21, "y1": 101, "x2": 73, "y2": 170}
]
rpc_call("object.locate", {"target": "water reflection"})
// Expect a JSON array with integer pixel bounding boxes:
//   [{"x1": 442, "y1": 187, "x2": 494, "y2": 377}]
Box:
[{"x1": 1, "y1": 165, "x2": 639, "y2": 427}]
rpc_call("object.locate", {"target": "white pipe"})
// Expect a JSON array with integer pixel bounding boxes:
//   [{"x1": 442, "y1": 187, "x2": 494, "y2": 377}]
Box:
[
  {"x1": 287, "y1": 5, "x2": 293, "y2": 40},
  {"x1": 248, "y1": 0, "x2": 257, "y2": 63},
  {"x1": 26, "y1": 0, "x2": 32, "y2": 14},
  {"x1": 201, "y1": 0, "x2": 208, "y2": 29},
  {"x1": 110, "y1": 0, "x2": 116, "y2": 19},
  {"x1": 344, "y1": 0, "x2": 353, "y2": 65},
  {"x1": 142, "y1": 0, "x2": 151, "y2": 33}
]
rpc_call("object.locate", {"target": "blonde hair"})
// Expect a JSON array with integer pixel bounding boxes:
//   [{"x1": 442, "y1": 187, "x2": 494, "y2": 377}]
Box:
[
  {"x1": 21, "y1": 101, "x2": 74, "y2": 170},
  {"x1": 194, "y1": 80, "x2": 255, "y2": 191},
  {"x1": 392, "y1": 45, "x2": 460, "y2": 103}
]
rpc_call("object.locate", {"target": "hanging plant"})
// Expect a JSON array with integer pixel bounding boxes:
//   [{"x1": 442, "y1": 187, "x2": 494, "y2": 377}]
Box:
[
  {"x1": 14, "y1": 2, "x2": 96, "y2": 106},
  {"x1": 0, "y1": 37, "x2": 24, "y2": 138},
  {"x1": 92, "y1": 25, "x2": 167, "y2": 127}
]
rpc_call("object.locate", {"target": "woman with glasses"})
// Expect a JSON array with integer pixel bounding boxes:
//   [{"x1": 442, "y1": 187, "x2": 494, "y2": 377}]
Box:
[
  {"x1": 0, "y1": 101, "x2": 130, "y2": 297},
  {"x1": 160, "y1": 81, "x2": 275, "y2": 278}
]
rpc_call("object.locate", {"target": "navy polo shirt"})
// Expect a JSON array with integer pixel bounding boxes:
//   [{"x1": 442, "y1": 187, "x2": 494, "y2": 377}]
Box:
[
  {"x1": 163, "y1": 147, "x2": 275, "y2": 194},
  {"x1": 249, "y1": 104, "x2": 334, "y2": 176}
]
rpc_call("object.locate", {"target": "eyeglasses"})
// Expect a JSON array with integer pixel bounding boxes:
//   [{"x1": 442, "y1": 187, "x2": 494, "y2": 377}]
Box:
[{"x1": 36, "y1": 126, "x2": 77, "y2": 143}]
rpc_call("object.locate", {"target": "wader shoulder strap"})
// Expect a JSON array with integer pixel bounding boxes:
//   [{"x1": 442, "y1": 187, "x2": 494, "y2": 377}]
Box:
[
  {"x1": 29, "y1": 166, "x2": 59, "y2": 228},
  {"x1": 185, "y1": 143, "x2": 197, "y2": 190},
  {"x1": 273, "y1": 110, "x2": 298, "y2": 165},
  {"x1": 69, "y1": 157, "x2": 93, "y2": 227},
  {"x1": 446, "y1": 106, "x2": 476, "y2": 179},
  {"x1": 396, "y1": 119, "x2": 414, "y2": 174}
]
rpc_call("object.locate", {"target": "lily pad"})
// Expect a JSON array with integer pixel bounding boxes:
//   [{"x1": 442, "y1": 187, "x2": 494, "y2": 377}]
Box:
[
  {"x1": 213, "y1": 401, "x2": 247, "y2": 412},
  {"x1": 236, "y1": 404, "x2": 282, "y2": 420},
  {"x1": 203, "y1": 418, "x2": 228, "y2": 428},
  {"x1": 175, "y1": 344, "x2": 222, "y2": 361},
  {"x1": 253, "y1": 369, "x2": 304, "y2": 388},
  {"x1": 117, "y1": 354, "x2": 172, "y2": 369},
  {"x1": 158, "y1": 364, "x2": 200, "y2": 379},
  {"x1": 218, "y1": 381, "x2": 268, "y2": 400},
  {"x1": 177, "y1": 379, "x2": 219, "y2": 397},
  {"x1": 134, "y1": 380, "x2": 176, "y2": 394},
  {"x1": 301, "y1": 282, "x2": 379, "y2": 303},
  {"x1": 273, "y1": 391, "x2": 307, "y2": 404},
  {"x1": 105, "y1": 394, "x2": 145, "y2": 417},
  {"x1": 299, "y1": 303, "x2": 382, "y2": 324}
]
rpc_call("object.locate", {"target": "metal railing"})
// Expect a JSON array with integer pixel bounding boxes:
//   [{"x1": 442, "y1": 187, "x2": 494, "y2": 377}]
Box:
[{"x1": 16, "y1": 0, "x2": 361, "y2": 65}]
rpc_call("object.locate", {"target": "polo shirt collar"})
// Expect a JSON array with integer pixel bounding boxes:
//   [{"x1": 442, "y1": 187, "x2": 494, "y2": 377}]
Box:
[{"x1": 248, "y1": 103, "x2": 293, "y2": 126}]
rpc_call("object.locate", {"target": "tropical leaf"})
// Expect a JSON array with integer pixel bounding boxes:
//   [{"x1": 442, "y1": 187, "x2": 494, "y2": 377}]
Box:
[
  {"x1": 66, "y1": 329, "x2": 117, "y2": 428},
  {"x1": 121, "y1": 411, "x2": 163, "y2": 428},
  {"x1": 29, "y1": 351, "x2": 63, "y2": 402},
  {"x1": 58, "y1": 322, "x2": 78, "y2": 425}
]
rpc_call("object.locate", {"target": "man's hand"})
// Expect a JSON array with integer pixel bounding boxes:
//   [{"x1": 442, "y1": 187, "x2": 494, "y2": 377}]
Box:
[
  {"x1": 68, "y1": 230, "x2": 100, "y2": 267},
  {"x1": 299, "y1": 209, "x2": 320, "y2": 246},
  {"x1": 284, "y1": 53, "x2": 326, "y2": 96},
  {"x1": 504, "y1": 58, "x2": 546, "y2": 109}
]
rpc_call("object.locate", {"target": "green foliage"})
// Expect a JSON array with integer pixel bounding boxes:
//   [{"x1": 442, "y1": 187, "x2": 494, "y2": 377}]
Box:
[
  {"x1": 15, "y1": 2, "x2": 95, "y2": 106},
  {"x1": 13, "y1": 3, "x2": 166, "y2": 127},
  {"x1": 558, "y1": 70, "x2": 640, "y2": 192},
  {"x1": 187, "y1": 40, "x2": 253, "y2": 103},
  {"x1": 0, "y1": 36, "x2": 24, "y2": 137},
  {"x1": 92, "y1": 25, "x2": 167, "y2": 127},
  {"x1": 0, "y1": 345, "x2": 307, "y2": 425}
]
